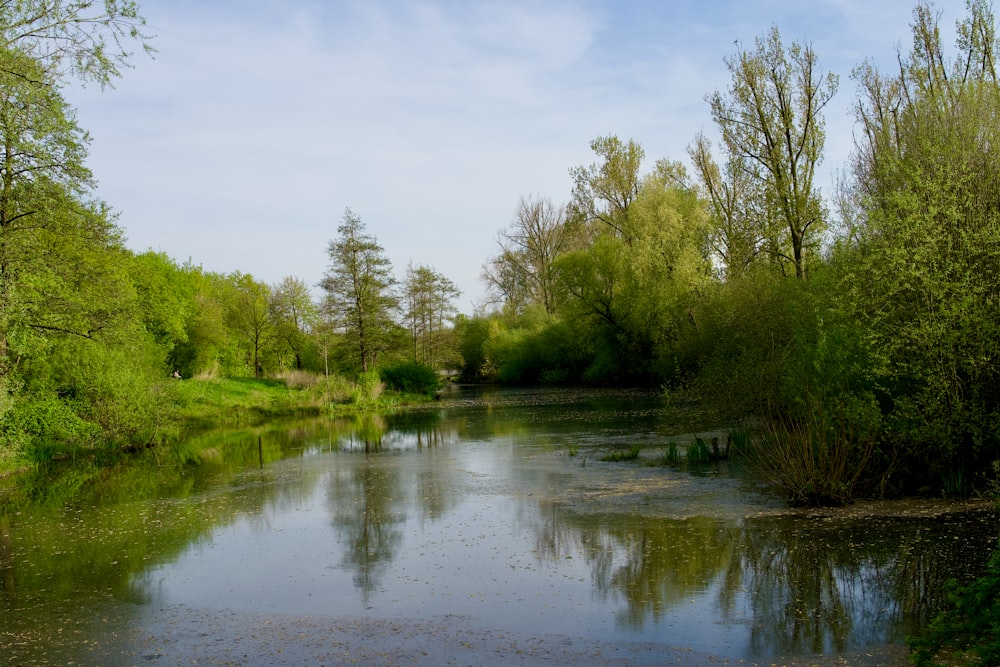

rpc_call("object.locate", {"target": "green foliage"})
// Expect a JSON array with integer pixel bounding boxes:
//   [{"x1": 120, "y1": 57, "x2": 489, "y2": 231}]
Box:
[
  {"x1": 379, "y1": 361, "x2": 440, "y2": 395},
  {"x1": 474, "y1": 308, "x2": 591, "y2": 385},
  {"x1": 600, "y1": 444, "x2": 641, "y2": 462},
  {"x1": 351, "y1": 370, "x2": 385, "y2": 406},
  {"x1": 48, "y1": 339, "x2": 175, "y2": 448},
  {"x1": 845, "y1": 0, "x2": 1000, "y2": 486},
  {"x1": 910, "y1": 545, "x2": 1000, "y2": 667},
  {"x1": 0, "y1": 0, "x2": 153, "y2": 87},
  {"x1": 321, "y1": 208, "x2": 399, "y2": 374},
  {"x1": 686, "y1": 438, "x2": 712, "y2": 466},
  {"x1": 1, "y1": 391, "x2": 98, "y2": 462},
  {"x1": 454, "y1": 314, "x2": 493, "y2": 382},
  {"x1": 657, "y1": 442, "x2": 681, "y2": 466}
]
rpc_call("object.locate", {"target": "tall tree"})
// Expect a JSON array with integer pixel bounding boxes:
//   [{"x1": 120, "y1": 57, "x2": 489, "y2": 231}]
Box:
[
  {"x1": 688, "y1": 132, "x2": 771, "y2": 280},
  {"x1": 321, "y1": 209, "x2": 398, "y2": 373},
  {"x1": 0, "y1": 47, "x2": 104, "y2": 371},
  {"x1": 402, "y1": 263, "x2": 460, "y2": 367},
  {"x1": 708, "y1": 26, "x2": 837, "y2": 279},
  {"x1": 568, "y1": 135, "x2": 644, "y2": 244},
  {"x1": 270, "y1": 275, "x2": 317, "y2": 371},
  {"x1": 225, "y1": 273, "x2": 272, "y2": 378},
  {"x1": 483, "y1": 195, "x2": 570, "y2": 314},
  {"x1": 845, "y1": 0, "x2": 1000, "y2": 474}
]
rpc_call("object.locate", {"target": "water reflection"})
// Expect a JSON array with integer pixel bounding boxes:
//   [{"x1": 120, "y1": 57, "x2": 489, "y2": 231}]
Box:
[
  {"x1": 0, "y1": 388, "x2": 996, "y2": 664},
  {"x1": 327, "y1": 455, "x2": 405, "y2": 598}
]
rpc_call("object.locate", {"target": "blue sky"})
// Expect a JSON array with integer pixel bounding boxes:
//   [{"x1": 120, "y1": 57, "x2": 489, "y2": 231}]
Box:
[{"x1": 66, "y1": 0, "x2": 947, "y2": 312}]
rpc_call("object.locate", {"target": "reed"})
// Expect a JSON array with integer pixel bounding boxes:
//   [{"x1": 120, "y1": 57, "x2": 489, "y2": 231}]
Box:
[{"x1": 747, "y1": 406, "x2": 877, "y2": 506}]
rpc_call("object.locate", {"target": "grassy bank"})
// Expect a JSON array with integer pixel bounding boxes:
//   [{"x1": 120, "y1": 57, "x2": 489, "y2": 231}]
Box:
[
  {"x1": 0, "y1": 372, "x2": 438, "y2": 482},
  {"x1": 170, "y1": 372, "x2": 437, "y2": 428}
]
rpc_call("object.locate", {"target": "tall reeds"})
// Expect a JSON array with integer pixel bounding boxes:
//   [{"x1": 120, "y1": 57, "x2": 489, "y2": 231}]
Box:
[{"x1": 742, "y1": 405, "x2": 878, "y2": 506}]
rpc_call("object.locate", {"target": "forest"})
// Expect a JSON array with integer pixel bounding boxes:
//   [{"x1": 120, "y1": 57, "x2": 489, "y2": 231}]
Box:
[{"x1": 0, "y1": 0, "x2": 998, "y2": 513}]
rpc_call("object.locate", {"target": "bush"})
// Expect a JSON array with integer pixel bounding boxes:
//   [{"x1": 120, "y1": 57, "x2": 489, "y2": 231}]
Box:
[
  {"x1": 747, "y1": 400, "x2": 879, "y2": 506},
  {"x1": 351, "y1": 370, "x2": 385, "y2": 405},
  {"x1": 1, "y1": 391, "x2": 100, "y2": 462},
  {"x1": 910, "y1": 545, "x2": 1000, "y2": 667},
  {"x1": 379, "y1": 361, "x2": 440, "y2": 395}
]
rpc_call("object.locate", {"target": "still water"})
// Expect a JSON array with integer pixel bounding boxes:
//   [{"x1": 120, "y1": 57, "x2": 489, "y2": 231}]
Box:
[{"x1": 1, "y1": 386, "x2": 996, "y2": 665}]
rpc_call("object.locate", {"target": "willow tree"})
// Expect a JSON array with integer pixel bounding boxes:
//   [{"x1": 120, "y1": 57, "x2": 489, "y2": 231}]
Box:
[
  {"x1": 321, "y1": 209, "x2": 398, "y2": 374},
  {"x1": 708, "y1": 26, "x2": 837, "y2": 279}
]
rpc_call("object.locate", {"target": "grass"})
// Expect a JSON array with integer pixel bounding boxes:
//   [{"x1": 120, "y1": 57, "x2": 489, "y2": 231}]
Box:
[
  {"x1": 600, "y1": 444, "x2": 641, "y2": 462},
  {"x1": 170, "y1": 373, "x2": 434, "y2": 427},
  {"x1": 687, "y1": 437, "x2": 712, "y2": 466},
  {"x1": 652, "y1": 442, "x2": 682, "y2": 466}
]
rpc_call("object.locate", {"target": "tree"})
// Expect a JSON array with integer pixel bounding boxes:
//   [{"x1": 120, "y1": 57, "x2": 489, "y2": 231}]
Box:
[
  {"x1": 844, "y1": 0, "x2": 1000, "y2": 479},
  {"x1": 688, "y1": 132, "x2": 772, "y2": 280},
  {"x1": 0, "y1": 0, "x2": 153, "y2": 87},
  {"x1": 568, "y1": 135, "x2": 644, "y2": 244},
  {"x1": 557, "y1": 158, "x2": 711, "y2": 382},
  {"x1": 402, "y1": 263, "x2": 459, "y2": 368},
  {"x1": 483, "y1": 195, "x2": 570, "y2": 314},
  {"x1": 321, "y1": 209, "x2": 398, "y2": 374},
  {"x1": 270, "y1": 275, "x2": 317, "y2": 371},
  {"x1": 225, "y1": 273, "x2": 272, "y2": 378},
  {"x1": 708, "y1": 26, "x2": 837, "y2": 279}
]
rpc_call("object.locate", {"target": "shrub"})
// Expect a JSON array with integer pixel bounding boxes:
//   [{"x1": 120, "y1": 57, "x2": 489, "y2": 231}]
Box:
[
  {"x1": 747, "y1": 400, "x2": 879, "y2": 506},
  {"x1": 910, "y1": 545, "x2": 1000, "y2": 667},
  {"x1": 379, "y1": 361, "x2": 440, "y2": 395},
  {"x1": 351, "y1": 370, "x2": 384, "y2": 405},
  {"x1": 1, "y1": 392, "x2": 100, "y2": 462}
]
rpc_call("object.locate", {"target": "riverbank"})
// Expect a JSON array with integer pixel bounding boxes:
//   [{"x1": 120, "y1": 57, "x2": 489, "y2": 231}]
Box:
[
  {"x1": 171, "y1": 375, "x2": 437, "y2": 427},
  {"x1": 0, "y1": 375, "x2": 437, "y2": 495}
]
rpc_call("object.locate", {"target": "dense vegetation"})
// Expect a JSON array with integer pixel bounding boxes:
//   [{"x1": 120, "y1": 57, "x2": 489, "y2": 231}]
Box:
[
  {"x1": 0, "y1": 2, "x2": 996, "y2": 661},
  {"x1": 473, "y1": 1, "x2": 1000, "y2": 508},
  {"x1": 0, "y1": 1, "x2": 996, "y2": 511}
]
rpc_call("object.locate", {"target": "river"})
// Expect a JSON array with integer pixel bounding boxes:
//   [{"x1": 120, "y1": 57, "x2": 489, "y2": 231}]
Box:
[{"x1": 1, "y1": 386, "x2": 996, "y2": 666}]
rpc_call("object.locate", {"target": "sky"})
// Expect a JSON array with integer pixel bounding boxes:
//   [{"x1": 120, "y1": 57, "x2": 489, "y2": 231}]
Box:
[{"x1": 64, "y1": 0, "x2": 955, "y2": 312}]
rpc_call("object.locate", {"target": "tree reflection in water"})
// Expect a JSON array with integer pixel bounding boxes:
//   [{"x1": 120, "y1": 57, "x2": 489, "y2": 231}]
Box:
[
  {"x1": 532, "y1": 503, "x2": 997, "y2": 657},
  {"x1": 326, "y1": 414, "x2": 406, "y2": 599}
]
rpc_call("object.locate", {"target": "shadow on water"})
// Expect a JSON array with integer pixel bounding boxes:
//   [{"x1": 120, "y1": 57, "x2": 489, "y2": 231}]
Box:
[{"x1": 0, "y1": 386, "x2": 996, "y2": 664}]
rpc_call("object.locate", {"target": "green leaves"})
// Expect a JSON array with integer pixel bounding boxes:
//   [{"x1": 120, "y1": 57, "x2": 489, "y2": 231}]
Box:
[
  {"x1": 321, "y1": 208, "x2": 399, "y2": 374},
  {"x1": 709, "y1": 25, "x2": 837, "y2": 279}
]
